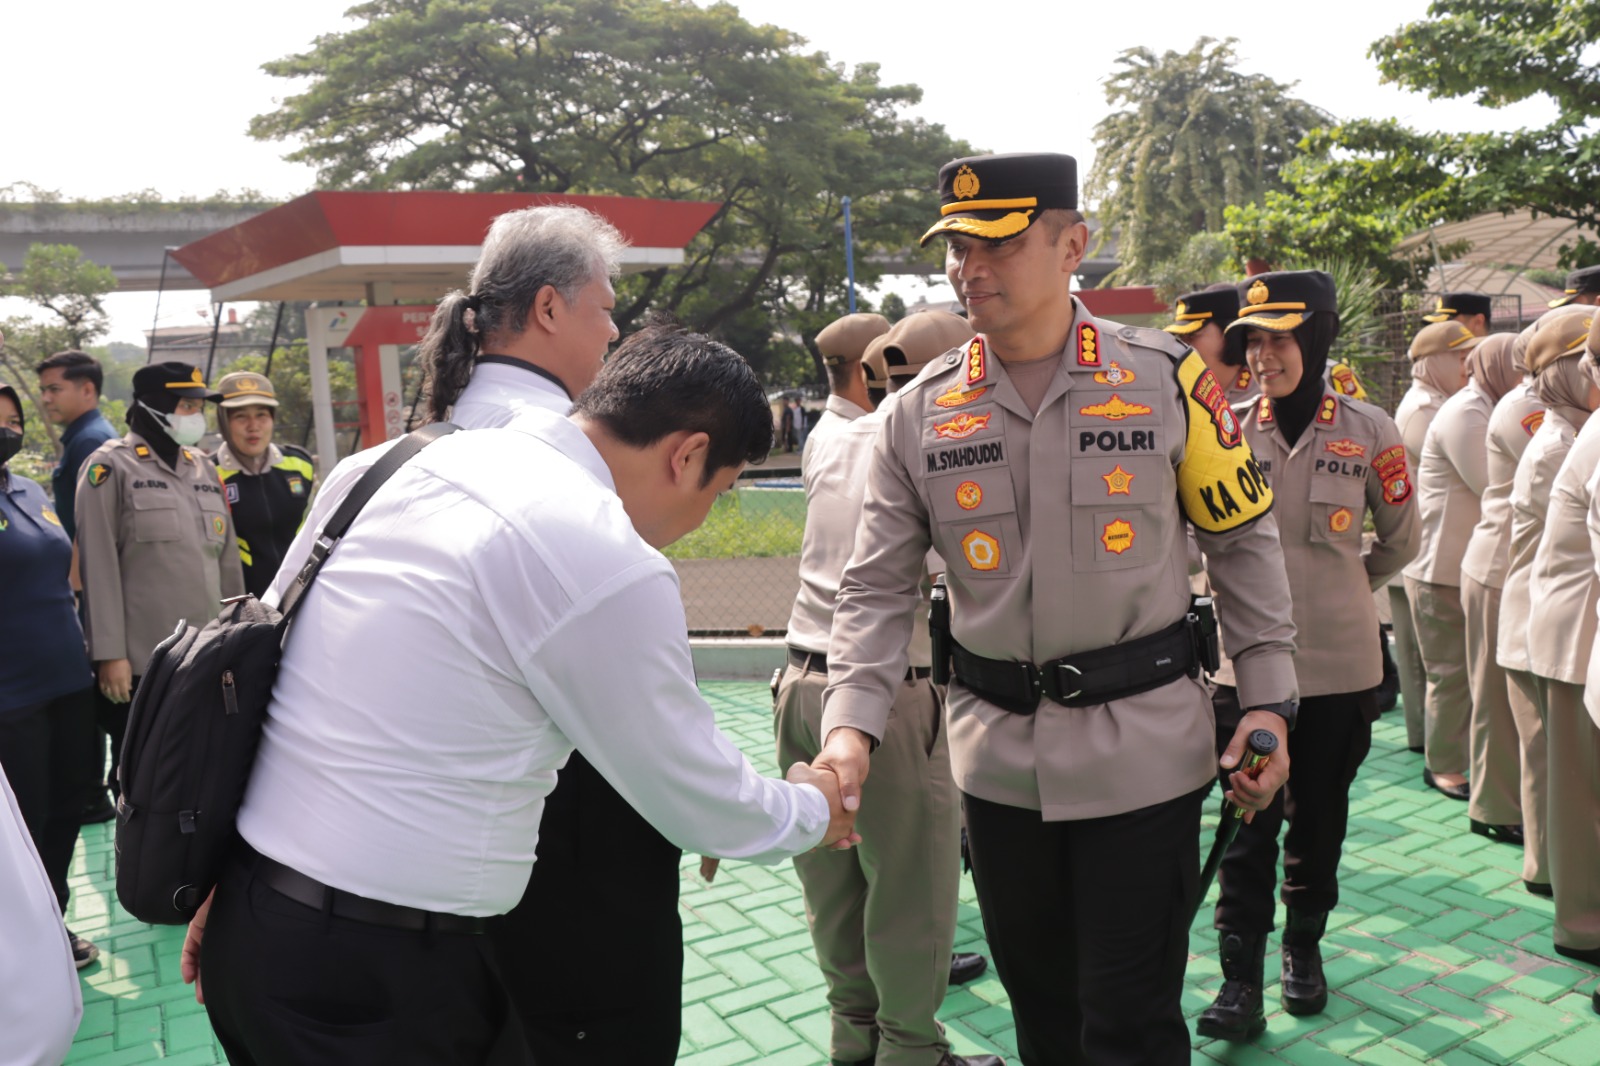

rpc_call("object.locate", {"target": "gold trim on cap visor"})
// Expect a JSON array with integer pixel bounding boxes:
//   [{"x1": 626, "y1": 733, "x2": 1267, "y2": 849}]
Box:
[
  {"x1": 920, "y1": 211, "x2": 1035, "y2": 245},
  {"x1": 1239, "y1": 301, "x2": 1306, "y2": 313},
  {"x1": 940, "y1": 196, "x2": 1039, "y2": 216},
  {"x1": 1164, "y1": 320, "x2": 1206, "y2": 335},
  {"x1": 1229, "y1": 311, "x2": 1307, "y2": 331}
]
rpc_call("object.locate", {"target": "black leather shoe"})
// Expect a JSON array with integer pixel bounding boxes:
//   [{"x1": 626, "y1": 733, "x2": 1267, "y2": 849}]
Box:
[
  {"x1": 1422, "y1": 769, "x2": 1471, "y2": 801},
  {"x1": 1592, "y1": 987, "x2": 1599, "y2": 1015},
  {"x1": 1470, "y1": 820, "x2": 1524, "y2": 847},
  {"x1": 1197, "y1": 931, "x2": 1267, "y2": 1041},
  {"x1": 937, "y1": 1055, "x2": 1004, "y2": 1066},
  {"x1": 1281, "y1": 909, "x2": 1329, "y2": 1015},
  {"x1": 1407, "y1": 745, "x2": 1425, "y2": 754},
  {"x1": 1554, "y1": 943, "x2": 1600, "y2": 966},
  {"x1": 831, "y1": 1059, "x2": 872, "y2": 1066},
  {"x1": 1525, "y1": 880, "x2": 1553, "y2": 897},
  {"x1": 949, "y1": 952, "x2": 988, "y2": 985}
]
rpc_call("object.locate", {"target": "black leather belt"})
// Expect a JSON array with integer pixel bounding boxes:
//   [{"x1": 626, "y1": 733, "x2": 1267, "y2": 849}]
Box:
[
  {"x1": 249, "y1": 847, "x2": 487, "y2": 935},
  {"x1": 950, "y1": 618, "x2": 1198, "y2": 716},
  {"x1": 788, "y1": 646, "x2": 932, "y2": 682}
]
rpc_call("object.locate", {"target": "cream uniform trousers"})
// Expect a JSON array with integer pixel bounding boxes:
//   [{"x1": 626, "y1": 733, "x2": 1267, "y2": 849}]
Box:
[
  {"x1": 1404, "y1": 577, "x2": 1472, "y2": 774},
  {"x1": 775, "y1": 664, "x2": 960, "y2": 1066},
  {"x1": 1390, "y1": 582, "x2": 1429, "y2": 751},
  {"x1": 1461, "y1": 576, "x2": 1540, "y2": 855}
]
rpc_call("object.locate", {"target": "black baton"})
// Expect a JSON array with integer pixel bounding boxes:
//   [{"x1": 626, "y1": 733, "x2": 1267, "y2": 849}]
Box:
[{"x1": 1194, "y1": 729, "x2": 1278, "y2": 922}]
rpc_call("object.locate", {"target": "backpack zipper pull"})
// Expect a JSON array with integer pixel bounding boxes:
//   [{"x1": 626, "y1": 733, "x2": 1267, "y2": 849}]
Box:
[{"x1": 222, "y1": 670, "x2": 239, "y2": 716}]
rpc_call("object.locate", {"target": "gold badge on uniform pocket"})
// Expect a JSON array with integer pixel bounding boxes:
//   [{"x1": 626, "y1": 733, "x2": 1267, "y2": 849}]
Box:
[
  {"x1": 961, "y1": 529, "x2": 1001, "y2": 571},
  {"x1": 1325, "y1": 439, "x2": 1366, "y2": 459},
  {"x1": 1101, "y1": 518, "x2": 1135, "y2": 555},
  {"x1": 1078, "y1": 395, "x2": 1152, "y2": 421},
  {"x1": 1101, "y1": 465, "x2": 1134, "y2": 496},
  {"x1": 956, "y1": 481, "x2": 983, "y2": 510},
  {"x1": 211, "y1": 515, "x2": 226, "y2": 537},
  {"x1": 1329, "y1": 507, "x2": 1353, "y2": 534},
  {"x1": 935, "y1": 413, "x2": 993, "y2": 440}
]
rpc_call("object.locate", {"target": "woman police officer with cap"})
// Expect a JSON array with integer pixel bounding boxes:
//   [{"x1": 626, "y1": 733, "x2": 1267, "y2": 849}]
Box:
[
  {"x1": 75, "y1": 362, "x2": 244, "y2": 797},
  {"x1": 1198, "y1": 270, "x2": 1419, "y2": 1042}
]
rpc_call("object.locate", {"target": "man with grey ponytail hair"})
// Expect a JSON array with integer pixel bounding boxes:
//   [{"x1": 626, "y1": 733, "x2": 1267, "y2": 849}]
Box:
[{"x1": 418, "y1": 204, "x2": 626, "y2": 427}]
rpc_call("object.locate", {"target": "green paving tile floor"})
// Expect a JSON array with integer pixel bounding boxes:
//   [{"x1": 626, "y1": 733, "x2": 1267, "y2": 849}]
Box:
[{"x1": 62, "y1": 683, "x2": 1600, "y2": 1064}]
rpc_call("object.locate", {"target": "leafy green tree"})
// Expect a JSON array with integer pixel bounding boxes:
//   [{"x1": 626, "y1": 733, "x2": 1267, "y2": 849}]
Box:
[
  {"x1": 1229, "y1": 1, "x2": 1600, "y2": 278},
  {"x1": 1147, "y1": 232, "x2": 1237, "y2": 304},
  {"x1": 1085, "y1": 37, "x2": 1328, "y2": 284},
  {"x1": 249, "y1": 0, "x2": 968, "y2": 382}
]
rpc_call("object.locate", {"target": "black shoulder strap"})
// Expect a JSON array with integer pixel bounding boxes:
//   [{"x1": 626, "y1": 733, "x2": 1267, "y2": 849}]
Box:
[{"x1": 277, "y1": 422, "x2": 459, "y2": 623}]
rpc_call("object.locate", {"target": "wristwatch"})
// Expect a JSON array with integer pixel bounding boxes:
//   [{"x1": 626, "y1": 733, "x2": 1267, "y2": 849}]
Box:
[{"x1": 1250, "y1": 699, "x2": 1298, "y2": 732}]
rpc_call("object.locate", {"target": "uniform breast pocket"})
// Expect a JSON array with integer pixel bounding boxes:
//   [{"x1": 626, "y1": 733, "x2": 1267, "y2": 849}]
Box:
[
  {"x1": 131, "y1": 494, "x2": 181, "y2": 543},
  {"x1": 1068, "y1": 455, "x2": 1170, "y2": 573},
  {"x1": 196, "y1": 491, "x2": 229, "y2": 544},
  {"x1": 927, "y1": 471, "x2": 1019, "y2": 579},
  {"x1": 1309, "y1": 476, "x2": 1364, "y2": 544}
]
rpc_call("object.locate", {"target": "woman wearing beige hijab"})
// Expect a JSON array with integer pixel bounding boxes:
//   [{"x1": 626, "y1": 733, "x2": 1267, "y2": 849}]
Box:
[
  {"x1": 1528, "y1": 310, "x2": 1600, "y2": 967},
  {"x1": 1394, "y1": 323, "x2": 1474, "y2": 787},
  {"x1": 1500, "y1": 315, "x2": 1600, "y2": 905}
]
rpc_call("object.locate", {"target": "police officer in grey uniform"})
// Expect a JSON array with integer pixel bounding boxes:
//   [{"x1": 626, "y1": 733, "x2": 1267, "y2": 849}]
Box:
[
  {"x1": 1200, "y1": 272, "x2": 1419, "y2": 1041},
  {"x1": 75, "y1": 362, "x2": 244, "y2": 792},
  {"x1": 779, "y1": 309, "x2": 997, "y2": 1066},
  {"x1": 1548, "y1": 265, "x2": 1600, "y2": 310},
  {"x1": 815, "y1": 153, "x2": 1298, "y2": 1065}
]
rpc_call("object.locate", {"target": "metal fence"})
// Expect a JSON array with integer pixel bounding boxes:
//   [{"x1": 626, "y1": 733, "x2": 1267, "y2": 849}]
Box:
[{"x1": 1355, "y1": 290, "x2": 1533, "y2": 414}]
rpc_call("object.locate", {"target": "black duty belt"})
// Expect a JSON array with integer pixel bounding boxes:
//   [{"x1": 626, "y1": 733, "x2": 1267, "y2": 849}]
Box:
[
  {"x1": 249, "y1": 848, "x2": 487, "y2": 935},
  {"x1": 950, "y1": 618, "x2": 1197, "y2": 715},
  {"x1": 788, "y1": 646, "x2": 933, "y2": 682}
]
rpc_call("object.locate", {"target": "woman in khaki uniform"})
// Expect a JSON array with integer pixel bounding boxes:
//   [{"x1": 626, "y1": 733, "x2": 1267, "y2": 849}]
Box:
[
  {"x1": 1525, "y1": 310, "x2": 1600, "y2": 965},
  {"x1": 1462, "y1": 318, "x2": 1564, "y2": 890},
  {"x1": 1443, "y1": 335, "x2": 1535, "y2": 848},
  {"x1": 1199, "y1": 271, "x2": 1419, "y2": 1041},
  {"x1": 1498, "y1": 311, "x2": 1600, "y2": 901},
  {"x1": 1394, "y1": 323, "x2": 1472, "y2": 779},
  {"x1": 1401, "y1": 322, "x2": 1487, "y2": 801}
]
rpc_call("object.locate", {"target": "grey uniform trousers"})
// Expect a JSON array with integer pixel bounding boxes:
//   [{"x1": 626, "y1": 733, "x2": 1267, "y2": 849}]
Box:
[
  {"x1": 1405, "y1": 576, "x2": 1473, "y2": 775},
  {"x1": 775, "y1": 662, "x2": 961, "y2": 1066},
  {"x1": 1460, "y1": 577, "x2": 1526, "y2": 829},
  {"x1": 1389, "y1": 583, "x2": 1428, "y2": 750},
  {"x1": 1540, "y1": 680, "x2": 1600, "y2": 951}
]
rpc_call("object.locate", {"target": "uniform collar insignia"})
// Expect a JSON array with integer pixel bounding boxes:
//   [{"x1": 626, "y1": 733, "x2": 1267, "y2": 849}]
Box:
[
  {"x1": 1076, "y1": 321, "x2": 1101, "y2": 367},
  {"x1": 964, "y1": 337, "x2": 989, "y2": 387},
  {"x1": 1315, "y1": 394, "x2": 1339, "y2": 426}
]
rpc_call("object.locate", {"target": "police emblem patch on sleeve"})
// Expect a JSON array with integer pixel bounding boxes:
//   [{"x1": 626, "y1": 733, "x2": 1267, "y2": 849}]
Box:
[
  {"x1": 1189, "y1": 369, "x2": 1243, "y2": 448},
  {"x1": 87, "y1": 463, "x2": 109, "y2": 487},
  {"x1": 1174, "y1": 352, "x2": 1274, "y2": 534},
  {"x1": 1522, "y1": 411, "x2": 1545, "y2": 436},
  {"x1": 1375, "y1": 445, "x2": 1412, "y2": 504}
]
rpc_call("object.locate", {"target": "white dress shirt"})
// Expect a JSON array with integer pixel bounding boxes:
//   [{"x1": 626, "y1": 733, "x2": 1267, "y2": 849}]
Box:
[
  {"x1": 239, "y1": 410, "x2": 829, "y2": 915},
  {"x1": 266, "y1": 361, "x2": 569, "y2": 606},
  {"x1": 0, "y1": 768, "x2": 82, "y2": 1066}
]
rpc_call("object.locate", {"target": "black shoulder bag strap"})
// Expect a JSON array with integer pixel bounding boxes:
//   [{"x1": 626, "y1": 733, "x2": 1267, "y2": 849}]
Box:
[{"x1": 275, "y1": 422, "x2": 460, "y2": 623}]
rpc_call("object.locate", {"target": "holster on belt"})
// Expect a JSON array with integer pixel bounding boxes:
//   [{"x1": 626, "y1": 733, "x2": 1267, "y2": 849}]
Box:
[
  {"x1": 1189, "y1": 594, "x2": 1220, "y2": 676},
  {"x1": 930, "y1": 579, "x2": 951, "y2": 686},
  {"x1": 951, "y1": 615, "x2": 1200, "y2": 715}
]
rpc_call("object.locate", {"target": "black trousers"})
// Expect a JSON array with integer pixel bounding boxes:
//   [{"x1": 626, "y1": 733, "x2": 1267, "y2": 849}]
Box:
[
  {"x1": 489, "y1": 751, "x2": 684, "y2": 1064},
  {"x1": 0, "y1": 686, "x2": 96, "y2": 911},
  {"x1": 93, "y1": 675, "x2": 138, "y2": 794},
  {"x1": 963, "y1": 784, "x2": 1208, "y2": 1066},
  {"x1": 203, "y1": 854, "x2": 528, "y2": 1066},
  {"x1": 1213, "y1": 690, "x2": 1375, "y2": 932}
]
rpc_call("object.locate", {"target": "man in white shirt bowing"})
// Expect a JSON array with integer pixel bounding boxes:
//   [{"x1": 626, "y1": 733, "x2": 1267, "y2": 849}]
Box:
[{"x1": 185, "y1": 324, "x2": 858, "y2": 1065}]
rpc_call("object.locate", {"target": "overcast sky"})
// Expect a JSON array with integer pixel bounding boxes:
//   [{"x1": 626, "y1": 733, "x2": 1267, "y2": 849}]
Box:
[{"x1": 1, "y1": 0, "x2": 1558, "y2": 346}]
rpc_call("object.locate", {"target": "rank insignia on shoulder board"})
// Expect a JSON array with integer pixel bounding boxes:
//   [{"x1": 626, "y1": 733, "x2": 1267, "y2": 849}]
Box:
[
  {"x1": 1077, "y1": 322, "x2": 1101, "y2": 367},
  {"x1": 87, "y1": 463, "x2": 110, "y2": 487}
]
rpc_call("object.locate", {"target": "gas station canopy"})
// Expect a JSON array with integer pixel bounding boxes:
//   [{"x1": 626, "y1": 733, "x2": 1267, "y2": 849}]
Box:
[{"x1": 170, "y1": 190, "x2": 722, "y2": 303}]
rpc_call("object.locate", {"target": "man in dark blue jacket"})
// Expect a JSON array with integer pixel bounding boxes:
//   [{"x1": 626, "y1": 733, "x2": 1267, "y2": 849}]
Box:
[{"x1": 36, "y1": 350, "x2": 118, "y2": 542}]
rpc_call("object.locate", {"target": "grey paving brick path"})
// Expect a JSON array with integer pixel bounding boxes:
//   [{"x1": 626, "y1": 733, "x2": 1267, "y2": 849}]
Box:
[{"x1": 61, "y1": 684, "x2": 1599, "y2": 1064}]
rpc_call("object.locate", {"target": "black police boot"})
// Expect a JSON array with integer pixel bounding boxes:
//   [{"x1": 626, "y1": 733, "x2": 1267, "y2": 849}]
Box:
[
  {"x1": 1196, "y1": 930, "x2": 1267, "y2": 1041},
  {"x1": 1281, "y1": 908, "x2": 1329, "y2": 1015}
]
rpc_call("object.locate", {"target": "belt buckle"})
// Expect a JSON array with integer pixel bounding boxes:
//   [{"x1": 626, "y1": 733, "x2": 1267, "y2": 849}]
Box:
[{"x1": 1041, "y1": 662, "x2": 1084, "y2": 704}]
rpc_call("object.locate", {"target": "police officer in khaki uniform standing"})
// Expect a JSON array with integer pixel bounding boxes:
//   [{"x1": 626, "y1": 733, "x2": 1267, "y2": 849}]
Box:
[
  {"x1": 1524, "y1": 311, "x2": 1600, "y2": 965},
  {"x1": 1498, "y1": 310, "x2": 1600, "y2": 899},
  {"x1": 1199, "y1": 272, "x2": 1419, "y2": 1041},
  {"x1": 1421, "y1": 291, "x2": 1493, "y2": 337},
  {"x1": 76, "y1": 362, "x2": 244, "y2": 793},
  {"x1": 1402, "y1": 321, "x2": 1486, "y2": 800},
  {"x1": 779, "y1": 309, "x2": 998, "y2": 1066},
  {"x1": 1392, "y1": 321, "x2": 1471, "y2": 768},
  {"x1": 1462, "y1": 321, "x2": 1554, "y2": 888},
  {"x1": 1165, "y1": 286, "x2": 1259, "y2": 405},
  {"x1": 1422, "y1": 333, "x2": 1527, "y2": 846},
  {"x1": 815, "y1": 153, "x2": 1298, "y2": 1066}
]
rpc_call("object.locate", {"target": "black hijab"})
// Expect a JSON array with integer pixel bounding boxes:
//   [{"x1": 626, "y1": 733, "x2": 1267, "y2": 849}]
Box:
[{"x1": 1269, "y1": 315, "x2": 1341, "y2": 447}]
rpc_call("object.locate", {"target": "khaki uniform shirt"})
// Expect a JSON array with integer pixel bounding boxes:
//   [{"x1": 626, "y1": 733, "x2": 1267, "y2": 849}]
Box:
[
  {"x1": 1404, "y1": 382, "x2": 1493, "y2": 587},
  {"x1": 787, "y1": 394, "x2": 931, "y2": 667},
  {"x1": 1527, "y1": 414, "x2": 1600, "y2": 685},
  {"x1": 823, "y1": 299, "x2": 1297, "y2": 821},
  {"x1": 76, "y1": 432, "x2": 245, "y2": 671},
  {"x1": 1498, "y1": 408, "x2": 1582, "y2": 674},
  {"x1": 1460, "y1": 383, "x2": 1546, "y2": 590},
  {"x1": 1246, "y1": 390, "x2": 1420, "y2": 697}
]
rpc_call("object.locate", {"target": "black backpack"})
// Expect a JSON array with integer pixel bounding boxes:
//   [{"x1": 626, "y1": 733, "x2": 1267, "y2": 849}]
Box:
[{"x1": 114, "y1": 423, "x2": 458, "y2": 925}]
